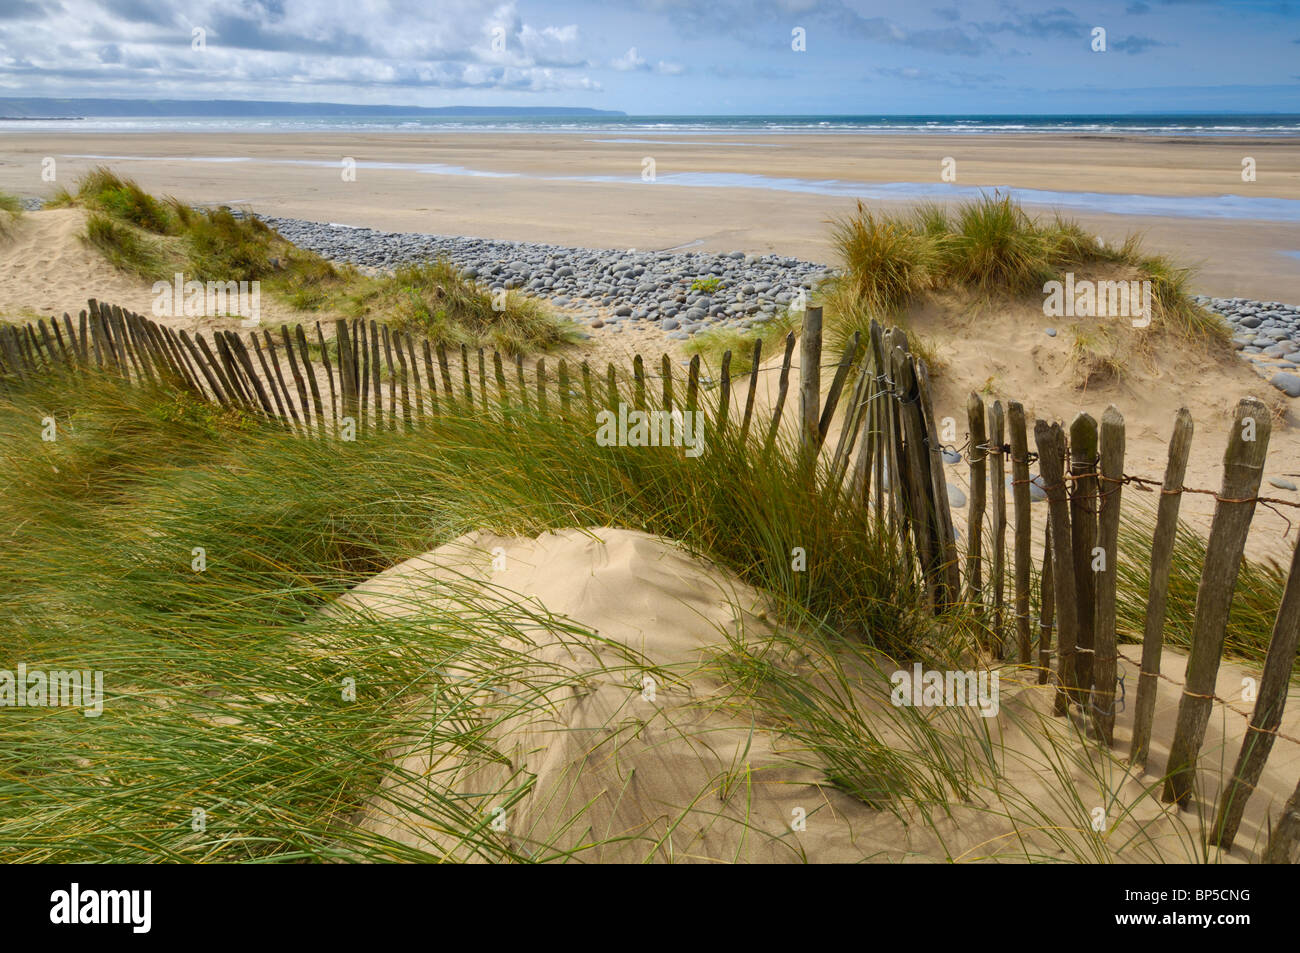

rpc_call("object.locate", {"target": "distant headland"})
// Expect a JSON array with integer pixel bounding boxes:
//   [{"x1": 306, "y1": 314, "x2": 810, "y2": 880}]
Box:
[{"x1": 0, "y1": 98, "x2": 626, "y2": 119}]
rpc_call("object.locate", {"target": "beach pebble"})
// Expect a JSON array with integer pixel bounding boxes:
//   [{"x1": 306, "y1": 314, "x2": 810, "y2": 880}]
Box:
[
  {"x1": 1268, "y1": 478, "x2": 1298, "y2": 491},
  {"x1": 947, "y1": 485, "x2": 967, "y2": 508},
  {"x1": 1270, "y1": 373, "x2": 1300, "y2": 397},
  {"x1": 244, "y1": 212, "x2": 1300, "y2": 357}
]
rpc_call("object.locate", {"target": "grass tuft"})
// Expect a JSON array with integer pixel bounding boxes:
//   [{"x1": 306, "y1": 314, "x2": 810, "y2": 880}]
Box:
[
  {"x1": 83, "y1": 212, "x2": 164, "y2": 279},
  {"x1": 827, "y1": 192, "x2": 1228, "y2": 353},
  {"x1": 342, "y1": 259, "x2": 576, "y2": 355},
  {"x1": 51, "y1": 168, "x2": 571, "y2": 355},
  {"x1": 0, "y1": 191, "x2": 21, "y2": 238}
]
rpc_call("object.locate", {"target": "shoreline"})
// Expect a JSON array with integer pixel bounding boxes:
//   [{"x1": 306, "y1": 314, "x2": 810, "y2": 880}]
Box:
[{"x1": 4, "y1": 131, "x2": 1299, "y2": 303}]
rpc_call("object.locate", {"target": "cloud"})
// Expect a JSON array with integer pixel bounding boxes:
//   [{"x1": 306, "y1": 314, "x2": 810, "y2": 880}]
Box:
[
  {"x1": 610, "y1": 46, "x2": 646, "y2": 70},
  {"x1": 1109, "y1": 34, "x2": 1170, "y2": 54},
  {"x1": 643, "y1": 0, "x2": 985, "y2": 56},
  {"x1": 975, "y1": 6, "x2": 1089, "y2": 40},
  {"x1": 1126, "y1": 2, "x2": 1151, "y2": 12},
  {"x1": 0, "y1": 0, "x2": 57, "y2": 19},
  {"x1": 876, "y1": 65, "x2": 1004, "y2": 85},
  {"x1": 877, "y1": 66, "x2": 937, "y2": 81},
  {"x1": 0, "y1": 0, "x2": 605, "y2": 99},
  {"x1": 608, "y1": 46, "x2": 685, "y2": 75}
]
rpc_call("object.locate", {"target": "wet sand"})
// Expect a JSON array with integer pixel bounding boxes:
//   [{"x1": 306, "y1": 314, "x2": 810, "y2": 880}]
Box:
[{"x1": 2, "y1": 131, "x2": 1299, "y2": 301}]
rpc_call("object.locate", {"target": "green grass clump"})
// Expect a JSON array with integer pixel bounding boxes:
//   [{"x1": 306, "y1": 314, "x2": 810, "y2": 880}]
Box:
[
  {"x1": 84, "y1": 212, "x2": 165, "y2": 279},
  {"x1": 827, "y1": 193, "x2": 1226, "y2": 351},
  {"x1": 831, "y1": 201, "x2": 938, "y2": 317},
  {"x1": 1115, "y1": 508, "x2": 1290, "y2": 674},
  {"x1": 690, "y1": 276, "x2": 722, "y2": 294},
  {"x1": 343, "y1": 259, "x2": 575, "y2": 355},
  {"x1": 49, "y1": 166, "x2": 176, "y2": 235},
  {"x1": 0, "y1": 191, "x2": 20, "y2": 238},
  {"x1": 945, "y1": 193, "x2": 1056, "y2": 295},
  {"x1": 1138, "y1": 254, "x2": 1231, "y2": 346},
  {"x1": 184, "y1": 206, "x2": 275, "y2": 282},
  {"x1": 683, "y1": 308, "x2": 797, "y2": 376},
  {"x1": 51, "y1": 168, "x2": 569, "y2": 355}
]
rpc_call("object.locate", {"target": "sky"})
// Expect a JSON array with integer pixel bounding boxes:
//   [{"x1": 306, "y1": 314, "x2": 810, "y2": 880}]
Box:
[{"x1": 1, "y1": 0, "x2": 1298, "y2": 114}]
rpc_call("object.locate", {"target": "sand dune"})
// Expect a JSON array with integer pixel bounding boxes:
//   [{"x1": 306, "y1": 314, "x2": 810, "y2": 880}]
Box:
[{"x1": 340, "y1": 527, "x2": 1298, "y2": 863}]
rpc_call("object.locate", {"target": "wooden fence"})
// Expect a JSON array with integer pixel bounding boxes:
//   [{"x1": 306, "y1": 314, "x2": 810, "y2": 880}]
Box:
[{"x1": 2, "y1": 299, "x2": 1299, "y2": 862}]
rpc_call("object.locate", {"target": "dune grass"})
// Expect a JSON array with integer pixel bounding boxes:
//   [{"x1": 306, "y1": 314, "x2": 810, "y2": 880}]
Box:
[
  {"x1": 340, "y1": 260, "x2": 577, "y2": 355},
  {"x1": 1115, "y1": 506, "x2": 1292, "y2": 676},
  {"x1": 826, "y1": 193, "x2": 1230, "y2": 354},
  {"x1": 0, "y1": 354, "x2": 1274, "y2": 861},
  {"x1": 682, "y1": 307, "x2": 798, "y2": 377},
  {"x1": 0, "y1": 190, "x2": 21, "y2": 238},
  {"x1": 83, "y1": 212, "x2": 166, "y2": 279},
  {"x1": 0, "y1": 364, "x2": 955, "y2": 861},
  {"x1": 48, "y1": 166, "x2": 176, "y2": 234},
  {"x1": 49, "y1": 167, "x2": 570, "y2": 354}
]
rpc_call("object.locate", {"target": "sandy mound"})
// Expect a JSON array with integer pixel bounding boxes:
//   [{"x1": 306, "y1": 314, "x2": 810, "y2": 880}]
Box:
[
  {"x1": 0, "y1": 208, "x2": 150, "y2": 321},
  {"x1": 337, "y1": 527, "x2": 1298, "y2": 863},
  {"x1": 728, "y1": 294, "x2": 1297, "y2": 562},
  {"x1": 910, "y1": 290, "x2": 1298, "y2": 562},
  {"x1": 0, "y1": 208, "x2": 313, "y2": 330}
]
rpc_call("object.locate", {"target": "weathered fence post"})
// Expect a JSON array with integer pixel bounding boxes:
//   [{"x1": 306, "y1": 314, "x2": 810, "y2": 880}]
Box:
[
  {"x1": 1213, "y1": 526, "x2": 1300, "y2": 848},
  {"x1": 1039, "y1": 523, "x2": 1055, "y2": 685},
  {"x1": 717, "y1": 349, "x2": 732, "y2": 435},
  {"x1": 1035, "y1": 420, "x2": 1078, "y2": 715},
  {"x1": 1008, "y1": 401, "x2": 1033, "y2": 664},
  {"x1": 966, "y1": 393, "x2": 987, "y2": 620},
  {"x1": 798, "y1": 305, "x2": 823, "y2": 464},
  {"x1": 739, "y1": 338, "x2": 761, "y2": 443},
  {"x1": 763, "y1": 332, "x2": 797, "y2": 454},
  {"x1": 989, "y1": 400, "x2": 1007, "y2": 656},
  {"x1": 1163, "y1": 398, "x2": 1271, "y2": 806},
  {"x1": 1069, "y1": 413, "x2": 1099, "y2": 706},
  {"x1": 1266, "y1": 780, "x2": 1300, "y2": 863},
  {"x1": 1130, "y1": 408, "x2": 1194, "y2": 770},
  {"x1": 1092, "y1": 405, "x2": 1125, "y2": 745},
  {"x1": 917, "y1": 361, "x2": 961, "y2": 607}
]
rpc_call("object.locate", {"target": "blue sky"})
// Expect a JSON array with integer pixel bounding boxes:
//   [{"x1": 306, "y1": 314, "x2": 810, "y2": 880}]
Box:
[{"x1": 1, "y1": 0, "x2": 1298, "y2": 114}]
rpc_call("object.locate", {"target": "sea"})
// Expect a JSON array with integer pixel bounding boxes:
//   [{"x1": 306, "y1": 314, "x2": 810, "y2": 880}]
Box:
[{"x1": 4, "y1": 113, "x2": 1300, "y2": 137}]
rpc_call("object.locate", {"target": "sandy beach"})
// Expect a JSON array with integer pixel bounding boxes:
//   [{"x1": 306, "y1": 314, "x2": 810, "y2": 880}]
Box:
[{"x1": 3, "y1": 131, "x2": 1300, "y2": 302}]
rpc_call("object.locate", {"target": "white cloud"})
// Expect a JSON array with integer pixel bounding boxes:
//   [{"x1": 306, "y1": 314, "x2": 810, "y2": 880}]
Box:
[
  {"x1": 610, "y1": 46, "x2": 646, "y2": 71},
  {"x1": 0, "y1": 0, "x2": 603, "y2": 100}
]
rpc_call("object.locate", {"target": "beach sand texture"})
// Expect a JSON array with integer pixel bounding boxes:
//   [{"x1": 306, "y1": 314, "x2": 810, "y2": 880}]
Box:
[{"x1": 344, "y1": 527, "x2": 1300, "y2": 863}]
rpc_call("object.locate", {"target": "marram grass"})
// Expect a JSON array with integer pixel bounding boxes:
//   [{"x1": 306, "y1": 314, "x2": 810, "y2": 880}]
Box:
[
  {"x1": 47, "y1": 167, "x2": 571, "y2": 355},
  {"x1": 0, "y1": 366, "x2": 1257, "y2": 862}
]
